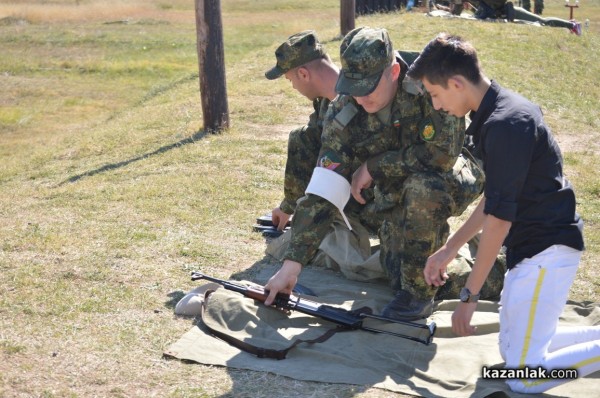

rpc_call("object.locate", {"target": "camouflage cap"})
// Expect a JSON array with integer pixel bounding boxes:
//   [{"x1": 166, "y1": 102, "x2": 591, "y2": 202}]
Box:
[
  {"x1": 265, "y1": 30, "x2": 326, "y2": 80},
  {"x1": 335, "y1": 27, "x2": 394, "y2": 96}
]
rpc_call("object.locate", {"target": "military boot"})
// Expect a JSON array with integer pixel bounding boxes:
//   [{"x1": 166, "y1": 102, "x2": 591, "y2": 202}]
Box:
[
  {"x1": 505, "y1": 1, "x2": 515, "y2": 22},
  {"x1": 381, "y1": 289, "x2": 434, "y2": 321}
]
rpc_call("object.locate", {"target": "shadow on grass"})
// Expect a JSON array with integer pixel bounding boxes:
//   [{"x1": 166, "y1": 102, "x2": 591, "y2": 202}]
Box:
[
  {"x1": 59, "y1": 129, "x2": 211, "y2": 185},
  {"x1": 165, "y1": 290, "x2": 187, "y2": 310}
]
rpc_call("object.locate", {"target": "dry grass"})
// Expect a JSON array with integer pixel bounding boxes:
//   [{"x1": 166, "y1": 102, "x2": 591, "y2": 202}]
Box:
[
  {"x1": 0, "y1": 0, "x2": 193, "y2": 24},
  {"x1": 0, "y1": 1, "x2": 599, "y2": 397}
]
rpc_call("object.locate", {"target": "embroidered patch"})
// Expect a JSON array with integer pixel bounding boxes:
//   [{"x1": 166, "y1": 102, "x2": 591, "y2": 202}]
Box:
[
  {"x1": 420, "y1": 123, "x2": 436, "y2": 141},
  {"x1": 393, "y1": 120, "x2": 401, "y2": 128},
  {"x1": 319, "y1": 155, "x2": 341, "y2": 170}
]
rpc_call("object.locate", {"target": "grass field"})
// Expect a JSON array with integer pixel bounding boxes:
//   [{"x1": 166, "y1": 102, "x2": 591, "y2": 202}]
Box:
[{"x1": 1, "y1": 0, "x2": 599, "y2": 397}]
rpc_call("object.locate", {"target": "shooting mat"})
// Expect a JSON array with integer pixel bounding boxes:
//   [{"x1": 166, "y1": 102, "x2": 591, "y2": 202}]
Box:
[{"x1": 164, "y1": 265, "x2": 599, "y2": 397}]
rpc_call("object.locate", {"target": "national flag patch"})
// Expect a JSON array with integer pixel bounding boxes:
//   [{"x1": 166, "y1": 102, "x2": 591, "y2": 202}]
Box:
[{"x1": 319, "y1": 155, "x2": 341, "y2": 170}]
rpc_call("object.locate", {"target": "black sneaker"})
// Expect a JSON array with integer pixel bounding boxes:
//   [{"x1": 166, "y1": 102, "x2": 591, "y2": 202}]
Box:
[
  {"x1": 382, "y1": 289, "x2": 434, "y2": 321},
  {"x1": 570, "y1": 21, "x2": 582, "y2": 36}
]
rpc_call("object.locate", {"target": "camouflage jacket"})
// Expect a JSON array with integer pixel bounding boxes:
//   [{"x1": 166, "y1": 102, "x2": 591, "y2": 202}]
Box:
[
  {"x1": 279, "y1": 97, "x2": 329, "y2": 214},
  {"x1": 284, "y1": 54, "x2": 466, "y2": 265}
]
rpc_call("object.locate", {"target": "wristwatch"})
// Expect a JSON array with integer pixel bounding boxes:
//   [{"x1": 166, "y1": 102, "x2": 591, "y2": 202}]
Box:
[{"x1": 460, "y1": 287, "x2": 480, "y2": 303}]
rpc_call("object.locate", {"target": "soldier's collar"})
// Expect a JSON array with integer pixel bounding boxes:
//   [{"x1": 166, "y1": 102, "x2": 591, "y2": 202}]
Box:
[
  {"x1": 376, "y1": 100, "x2": 393, "y2": 125},
  {"x1": 395, "y1": 52, "x2": 408, "y2": 83}
]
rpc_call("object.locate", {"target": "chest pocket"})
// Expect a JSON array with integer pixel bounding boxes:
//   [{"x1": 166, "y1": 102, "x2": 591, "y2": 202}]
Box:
[
  {"x1": 394, "y1": 93, "x2": 428, "y2": 148},
  {"x1": 352, "y1": 116, "x2": 400, "y2": 161}
]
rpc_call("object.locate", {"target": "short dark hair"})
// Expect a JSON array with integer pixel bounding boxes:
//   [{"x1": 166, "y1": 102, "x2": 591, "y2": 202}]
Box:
[{"x1": 408, "y1": 33, "x2": 482, "y2": 87}]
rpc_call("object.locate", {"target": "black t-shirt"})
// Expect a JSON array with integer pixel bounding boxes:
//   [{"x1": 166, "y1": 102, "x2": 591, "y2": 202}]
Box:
[{"x1": 466, "y1": 81, "x2": 584, "y2": 269}]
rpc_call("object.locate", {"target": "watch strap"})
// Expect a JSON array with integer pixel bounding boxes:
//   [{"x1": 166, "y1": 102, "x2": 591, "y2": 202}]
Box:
[{"x1": 460, "y1": 287, "x2": 480, "y2": 303}]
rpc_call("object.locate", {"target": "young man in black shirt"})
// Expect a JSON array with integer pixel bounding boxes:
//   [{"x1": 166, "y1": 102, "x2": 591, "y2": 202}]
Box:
[{"x1": 408, "y1": 33, "x2": 599, "y2": 393}]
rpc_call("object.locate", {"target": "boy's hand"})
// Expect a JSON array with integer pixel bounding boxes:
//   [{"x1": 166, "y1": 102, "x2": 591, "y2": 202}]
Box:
[{"x1": 452, "y1": 302, "x2": 478, "y2": 336}]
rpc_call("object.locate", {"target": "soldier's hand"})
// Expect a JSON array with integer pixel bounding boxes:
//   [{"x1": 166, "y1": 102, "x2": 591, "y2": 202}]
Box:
[
  {"x1": 264, "y1": 260, "x2": 302, "y2": 306},
  {"x1": 351, "y1": 162, "x2": 373, "y2": 205},
  {"x1": 271, "y1": 207, "x2": 292, "y2": 231}
]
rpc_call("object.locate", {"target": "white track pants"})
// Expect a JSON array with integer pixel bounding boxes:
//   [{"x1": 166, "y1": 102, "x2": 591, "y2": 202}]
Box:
[{"x1": 498, "y1": 245, "x2": 600, "y2": 393}]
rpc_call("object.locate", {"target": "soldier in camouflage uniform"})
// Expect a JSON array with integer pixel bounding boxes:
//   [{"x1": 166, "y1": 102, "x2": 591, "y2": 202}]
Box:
[
  {"x1": 521, "y1": 0, "x2": 544, "y2": 15},
  {"x1": 472, "y1": 0, "x2": 578, "y2": 32},
  {"x1": 264, "y1": 26, "x2": 500, "y2": 320},
  {"x1": 264, "y1": 30, "x2": 341, "y2": 231}
]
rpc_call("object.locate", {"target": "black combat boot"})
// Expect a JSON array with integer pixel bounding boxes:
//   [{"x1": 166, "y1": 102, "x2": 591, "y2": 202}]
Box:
[
  {"x1": 505, "y1": 1, "x2": 515, "y2": 22},
  {"x1": 381, "y1": 289, "x2": 434, "y2": 321}
]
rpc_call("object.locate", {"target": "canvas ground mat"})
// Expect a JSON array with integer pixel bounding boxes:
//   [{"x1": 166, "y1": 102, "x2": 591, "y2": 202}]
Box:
[{"x1": 165, "y1": 266, "x2": 600, "y2": 397}]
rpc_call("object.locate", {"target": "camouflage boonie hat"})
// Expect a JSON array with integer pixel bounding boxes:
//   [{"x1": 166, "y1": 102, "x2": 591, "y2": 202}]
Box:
[
  {"x1": 265, "y1": 30, "x2": 326, "y2": 80},
  {"x1": 336, "y1": 27, "x2": 394, "y2": 97}
]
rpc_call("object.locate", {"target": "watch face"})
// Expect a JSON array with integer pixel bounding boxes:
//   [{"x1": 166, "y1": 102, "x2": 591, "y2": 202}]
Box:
[{"x1": 460, "y1": 288, "x2": 470, "y2": 302}]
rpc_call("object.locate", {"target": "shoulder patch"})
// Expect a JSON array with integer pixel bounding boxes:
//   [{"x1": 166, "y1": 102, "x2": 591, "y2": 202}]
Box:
[
  {"x1": 419, "y1": 118, "x2": 436, "y2": 141},
  {"x1": 318, "y1": 152, "x2": 342, "y2": 170},
  {"x1": 331, "y1": 102, "x2": 358, "y2": 131}
]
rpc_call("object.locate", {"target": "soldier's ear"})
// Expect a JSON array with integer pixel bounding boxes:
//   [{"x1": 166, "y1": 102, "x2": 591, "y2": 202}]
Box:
[
  {"x1": 297, "y1": 66, "x2": 310, "y2": 81},
  {"x1": 390, "y1": 62, "x2": 401, "y2": 80}
]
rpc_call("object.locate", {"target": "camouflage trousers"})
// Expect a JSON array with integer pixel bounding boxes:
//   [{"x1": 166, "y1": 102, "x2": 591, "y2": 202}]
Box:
[
  {"x1": 435, "y1": 239, "x2": 507, "y2": 301},
  {"x1": 267, "y1": 213, "x2": 505, "y2": 302},
  {"x1": 370, "y1": 172, "x2": 453, "y2": 300},
  {"x1": 267, "y1": 208, "x2": 505, "y2": 302},
  {"x1": 359, "y1": 171, "x2": 503, "y2": 301}
]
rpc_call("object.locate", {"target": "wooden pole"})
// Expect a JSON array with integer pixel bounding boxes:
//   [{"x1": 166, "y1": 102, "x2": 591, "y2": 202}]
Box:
[
  {"x1": 195, "y1": 0, "x2": 229, "y2": 132},
  {"x1": 340, "y1": 0, "x2": 356, "y2": 37},
  {"x1": 564, "y1": 2, "x2": 579, "y2": 20}
]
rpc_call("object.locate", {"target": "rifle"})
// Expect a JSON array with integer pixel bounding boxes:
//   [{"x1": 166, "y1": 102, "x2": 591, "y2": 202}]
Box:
[{"x1": 191, "y1": 272, "x2": 436, "y2": 347}]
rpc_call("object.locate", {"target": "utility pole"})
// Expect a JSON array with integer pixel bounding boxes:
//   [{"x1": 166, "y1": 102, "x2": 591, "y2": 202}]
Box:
[
  {"x1": 340, "y1": 0, "x2": 356, "y2": 36},
  {"x1": 195, "y1": 0, "x2": 229, "y2": 132}
]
